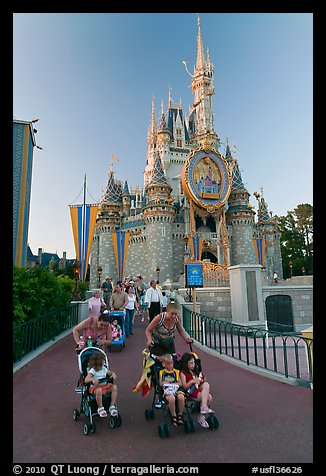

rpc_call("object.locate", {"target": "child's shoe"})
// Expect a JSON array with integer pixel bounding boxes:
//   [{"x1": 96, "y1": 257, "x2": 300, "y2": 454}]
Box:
[
  {"x1": 197, "y1": 414, "x2": 209, "y2": 428},
  {"x1": 98, "y1": 407, "x2": 107, "y2": 417},
  {"x1": 109, "y1": 405, "x2": 118, "y2": 417}
]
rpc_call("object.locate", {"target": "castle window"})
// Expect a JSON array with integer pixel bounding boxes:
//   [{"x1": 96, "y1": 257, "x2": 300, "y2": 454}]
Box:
[
  {"x1": 177, "y1": 139, "x2": 182, "y2": 148},
  {"x1": 161, "y1": 227, "x2": 166, "y2": 237}
]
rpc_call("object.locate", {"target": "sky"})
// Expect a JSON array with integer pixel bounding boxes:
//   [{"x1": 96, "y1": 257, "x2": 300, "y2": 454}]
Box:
[{"x1": 13, "y1": 12, "x2": 313, "y2": 259}]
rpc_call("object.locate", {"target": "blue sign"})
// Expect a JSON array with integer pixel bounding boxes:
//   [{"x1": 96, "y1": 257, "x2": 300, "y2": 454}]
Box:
[{"x1": 186, "y1": 263, "x2": 203, "y2": 288}]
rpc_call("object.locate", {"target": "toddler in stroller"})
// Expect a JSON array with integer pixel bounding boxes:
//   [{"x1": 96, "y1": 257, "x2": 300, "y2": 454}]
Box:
[
  {"x1": 159, "y1": 353, "x2": 185, "y2": 427},
  {"x1": 72, "y1": 347, "x2": 121, "y2": 435},
  {"x1": 180, "y1": 351, "x2": 219, "y2": 429}
]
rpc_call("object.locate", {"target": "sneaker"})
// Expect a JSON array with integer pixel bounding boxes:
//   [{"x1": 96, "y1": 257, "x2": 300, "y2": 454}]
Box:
[
  {"x1": 154, "y1": 401, "x2": 163, "y2": 409},
  {"x1": 141, "y1": 317, "x2": 144, "y2": 322},
  {"x1": 197, "y1": 414, "x2": 209, "y2": 428},
  {"x1": 74, "y1": 387, "x2": 82, "y2": 393}
]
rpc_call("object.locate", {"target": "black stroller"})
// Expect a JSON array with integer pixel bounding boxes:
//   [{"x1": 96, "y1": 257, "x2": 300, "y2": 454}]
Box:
[
  {"x1": 143, "y1": 352, "x2": 197, "y2": 438},
  {"x1": 72, "y1": 346, "x2": 122, "y2": 435}
]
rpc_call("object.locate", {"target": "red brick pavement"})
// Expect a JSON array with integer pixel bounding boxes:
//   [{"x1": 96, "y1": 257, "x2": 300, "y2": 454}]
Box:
[{"x1": 13, "y1": 314, "x2": 313, "y2": 464}]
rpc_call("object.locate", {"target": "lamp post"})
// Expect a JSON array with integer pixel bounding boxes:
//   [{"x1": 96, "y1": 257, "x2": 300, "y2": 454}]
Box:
[
  {"x1": 97, "y1": 266, "x2": 103, "y2": 289},
  {"x1": 72, "y1": 260, "x2": 81, "y2": 301},
  {"x1": 289, "y1": 260, "x2": 293, "y2": 278},
  {"x1": 156, "y1": 266, "x2": 160, "y2": 283}
]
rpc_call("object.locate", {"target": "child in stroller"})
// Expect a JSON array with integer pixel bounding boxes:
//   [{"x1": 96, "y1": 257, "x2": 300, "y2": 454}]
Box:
[
  {"x1": 85, "y1": 350, "x2": 118, "y2": 417},
  {"x1": 180, "y1": 352, "x2": 219, "y2": 429},
  {"x1": 159, "y1": 353, "x2": 185, "y2": 427},
  {"x1": 111, "y1": 318, "x2": 122, "y2": 341},
  {"x1": 72, "y1": 347, "x2": 121, "y2": 435}
]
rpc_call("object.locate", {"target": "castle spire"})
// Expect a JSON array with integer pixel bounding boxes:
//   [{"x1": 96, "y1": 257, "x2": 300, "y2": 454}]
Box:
[
  {"x1": 195, "y1": 14, "x2": 206, "y2": 73},
  {"x1": 147, "y1": 96, "x2": 157, "y2": 141}
]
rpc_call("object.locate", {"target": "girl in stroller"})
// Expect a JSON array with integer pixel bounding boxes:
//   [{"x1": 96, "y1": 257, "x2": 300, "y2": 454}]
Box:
[
  {"x1": 85, "y1": 351, "x2": 118, "y2": 417},
  {"x1": 180, "y1": 352, "x2": 214, "y2": 428}
]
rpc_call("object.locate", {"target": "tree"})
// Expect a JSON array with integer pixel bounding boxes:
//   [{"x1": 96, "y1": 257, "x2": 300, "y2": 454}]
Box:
[
  {"x1": 13, "y1": 266, "x2": 87, "y2": 325},
  {"x1": 278, "y1": 203, "x2": 313, "y2": 278}
]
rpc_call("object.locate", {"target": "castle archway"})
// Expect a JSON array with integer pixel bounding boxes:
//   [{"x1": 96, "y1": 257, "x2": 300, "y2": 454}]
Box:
[{"x1": 201, "y1": 250, "x2": 217, "y2": 263}]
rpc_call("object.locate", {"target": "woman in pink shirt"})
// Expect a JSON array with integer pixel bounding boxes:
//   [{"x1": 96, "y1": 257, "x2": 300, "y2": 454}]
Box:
[{"x1": 88, "y1": 290, "x2": 106, "y2": 318}]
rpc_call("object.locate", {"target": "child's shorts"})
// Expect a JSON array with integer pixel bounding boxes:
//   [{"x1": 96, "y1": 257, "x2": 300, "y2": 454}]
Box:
[{"x1": 89, "y1": 382, "x2": 113, "y2": 395}]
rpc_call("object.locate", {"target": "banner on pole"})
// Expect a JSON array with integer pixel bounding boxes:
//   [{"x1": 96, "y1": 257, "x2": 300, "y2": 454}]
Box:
[
  {"x1": 69, "y1": 204, "x2": 99, "y2": 281},
  {"x1": 112, "y1": 230, "x2": 130, "y2": 281}
]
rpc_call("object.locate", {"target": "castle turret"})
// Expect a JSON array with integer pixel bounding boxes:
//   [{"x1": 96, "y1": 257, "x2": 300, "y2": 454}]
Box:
[
  {"x1": 122, "y1": 180, "x2": 131, "y2": 217},
  {"x1": 226, "y1": 152, "x2": 256, "y2": 265},
  {"x1": 254, "y1": 190, "x2": 283, "y2": 279},
  {"x1": 143, "y1": 153, "x2": 176, "y2": 282}
]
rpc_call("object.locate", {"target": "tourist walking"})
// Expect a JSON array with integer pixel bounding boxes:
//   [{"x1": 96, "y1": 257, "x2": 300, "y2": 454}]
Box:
[
  {"x1": 88, "y1": 290, "x2": 106, "y2": 318},
  {"x1": 145, "y1": 280, "x2": 163, "y2": 322},
  {"x1": 101, "y1": 277, "x2": 113, "y2": 306},
  {"x1": 109, "y1": 283, "x2": 128, "y2": 311},
  {"x1": 125, "y1": 285, "x2": 137, "y2": 336}
]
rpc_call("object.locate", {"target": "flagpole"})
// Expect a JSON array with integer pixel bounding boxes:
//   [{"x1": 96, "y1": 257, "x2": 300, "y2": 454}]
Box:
[{"x1": 81, "y1": 174, "x2": 86, "y2": 281}]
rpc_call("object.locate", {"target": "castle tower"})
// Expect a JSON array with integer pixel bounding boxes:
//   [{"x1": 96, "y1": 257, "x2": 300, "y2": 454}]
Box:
[
  {"x1": 143, "y1": 153, "x2": 176, "y2": 282},
  {"x1": 226, "y1": 153, "x2": 256, "y2": 265},
  {"x1": 188, "y1": 16, "x2": 220, "y2": 149},
  {"x1": 122, "y1": 180, "x2": 131, "y2": 217},
  {"x1": 90, "y1": 169, "x2": 123, "y2": 287},
  {"x1": 254, "y1": 190, "x2": 283, "y2": 279}
]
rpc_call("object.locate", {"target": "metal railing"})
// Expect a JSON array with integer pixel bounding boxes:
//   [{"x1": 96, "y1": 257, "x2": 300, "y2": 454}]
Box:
[
  {"x1": 182, "y1": 306, "x2": 313, "y2": 387},
  {"x1": 13, "y1": 303, "x2": 79, "y2": 363}
]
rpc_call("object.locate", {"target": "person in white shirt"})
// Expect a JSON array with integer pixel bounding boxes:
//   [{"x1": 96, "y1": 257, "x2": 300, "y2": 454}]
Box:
[
  {"x1": 125, "y1": 285, "x2": 137, "y2": 336},
  {"x1": 145, "y1": 280, "x2": 163, "y2": 322}
]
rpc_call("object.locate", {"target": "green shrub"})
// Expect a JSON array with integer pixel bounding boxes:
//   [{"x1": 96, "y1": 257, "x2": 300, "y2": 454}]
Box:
[{"x1": 13, "y1": 266, "x2": 87, "y2": 325}]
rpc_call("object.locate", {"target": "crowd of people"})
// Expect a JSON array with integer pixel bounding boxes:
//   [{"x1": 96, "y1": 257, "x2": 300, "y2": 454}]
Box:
[{"x1": 72, "y1": 274, "x2": 214, "y2": 426}]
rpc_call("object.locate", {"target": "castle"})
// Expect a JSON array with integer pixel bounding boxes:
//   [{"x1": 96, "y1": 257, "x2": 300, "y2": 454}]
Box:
[{"x1": 89, "y1": 17, "x2": 282, "y2": 289}]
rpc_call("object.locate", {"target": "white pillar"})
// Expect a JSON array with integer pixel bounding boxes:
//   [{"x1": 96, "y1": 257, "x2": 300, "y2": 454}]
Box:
[{"x1": 228, "y1": 264, "x2": 264, "y2": 325}]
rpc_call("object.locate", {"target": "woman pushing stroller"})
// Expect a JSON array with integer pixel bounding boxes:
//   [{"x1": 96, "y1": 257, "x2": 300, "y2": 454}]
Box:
[{"x1": 145, "y1": 302, "x2": 193, "y2": 356}]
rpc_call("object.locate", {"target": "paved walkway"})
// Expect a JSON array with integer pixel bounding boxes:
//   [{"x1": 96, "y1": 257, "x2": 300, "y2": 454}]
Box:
[{"x1": 13, "y1": 314, "x2": 313, "y2": 464}]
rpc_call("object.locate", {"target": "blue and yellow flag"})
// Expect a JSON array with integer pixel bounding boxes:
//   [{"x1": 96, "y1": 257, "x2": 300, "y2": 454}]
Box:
[
  {"x1": 189, "y1": 235, "x2": 204, "y2": 261},
  {"x1": 69, "y1": 204, "x2": 99, "y2": 281},
  {"x1": 112, "y1": 230, "x2": 130, "y2": 281},
  {"x1": 253, "y1": 238, "x2": 265, "y2": 267}
]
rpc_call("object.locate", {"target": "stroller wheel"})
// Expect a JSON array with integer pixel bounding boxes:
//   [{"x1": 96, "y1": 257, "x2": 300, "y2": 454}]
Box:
[
  {"x1": 163, "y1": 424, "x2": 170, "y2": 437},
  {"x1": 188, "y1": 419, "x2": 195, "y2": 433},
  {"x1": 83, "y1": 422, "x2": 91, "y2": 435},
  {"x1": 183, "y1": 420, "x2": 191, "y2": 433},
  {"x1": 145, "y1": 409, "x2": 155, "y2": 421},
  {"x1": 109, "y1": 415, "x2": 121, "y2": 429},
  {"x1": 207, "y1": 415, "x2": 219, "y2": 430},
  {"x1": 90, "y1": 421, "x2": 96, "y2": 433},
  {"x1": 115, "y1": 415, "x2": 122, "y2": 427},
  {"x1": 72, "y1": 409, "x2": 80, "y2": 421},
  {"x1": 158, "y1": 424, "x2": 167, "y2": 438}
]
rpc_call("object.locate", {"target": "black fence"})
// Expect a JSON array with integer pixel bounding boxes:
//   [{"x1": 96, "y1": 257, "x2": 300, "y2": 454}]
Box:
[
  {"x1": 182, "y1": 306, "x2": 313, "y2": 387},
  {"x1": 13, "y1": 303, "x2": 79, "y2": 363}
]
